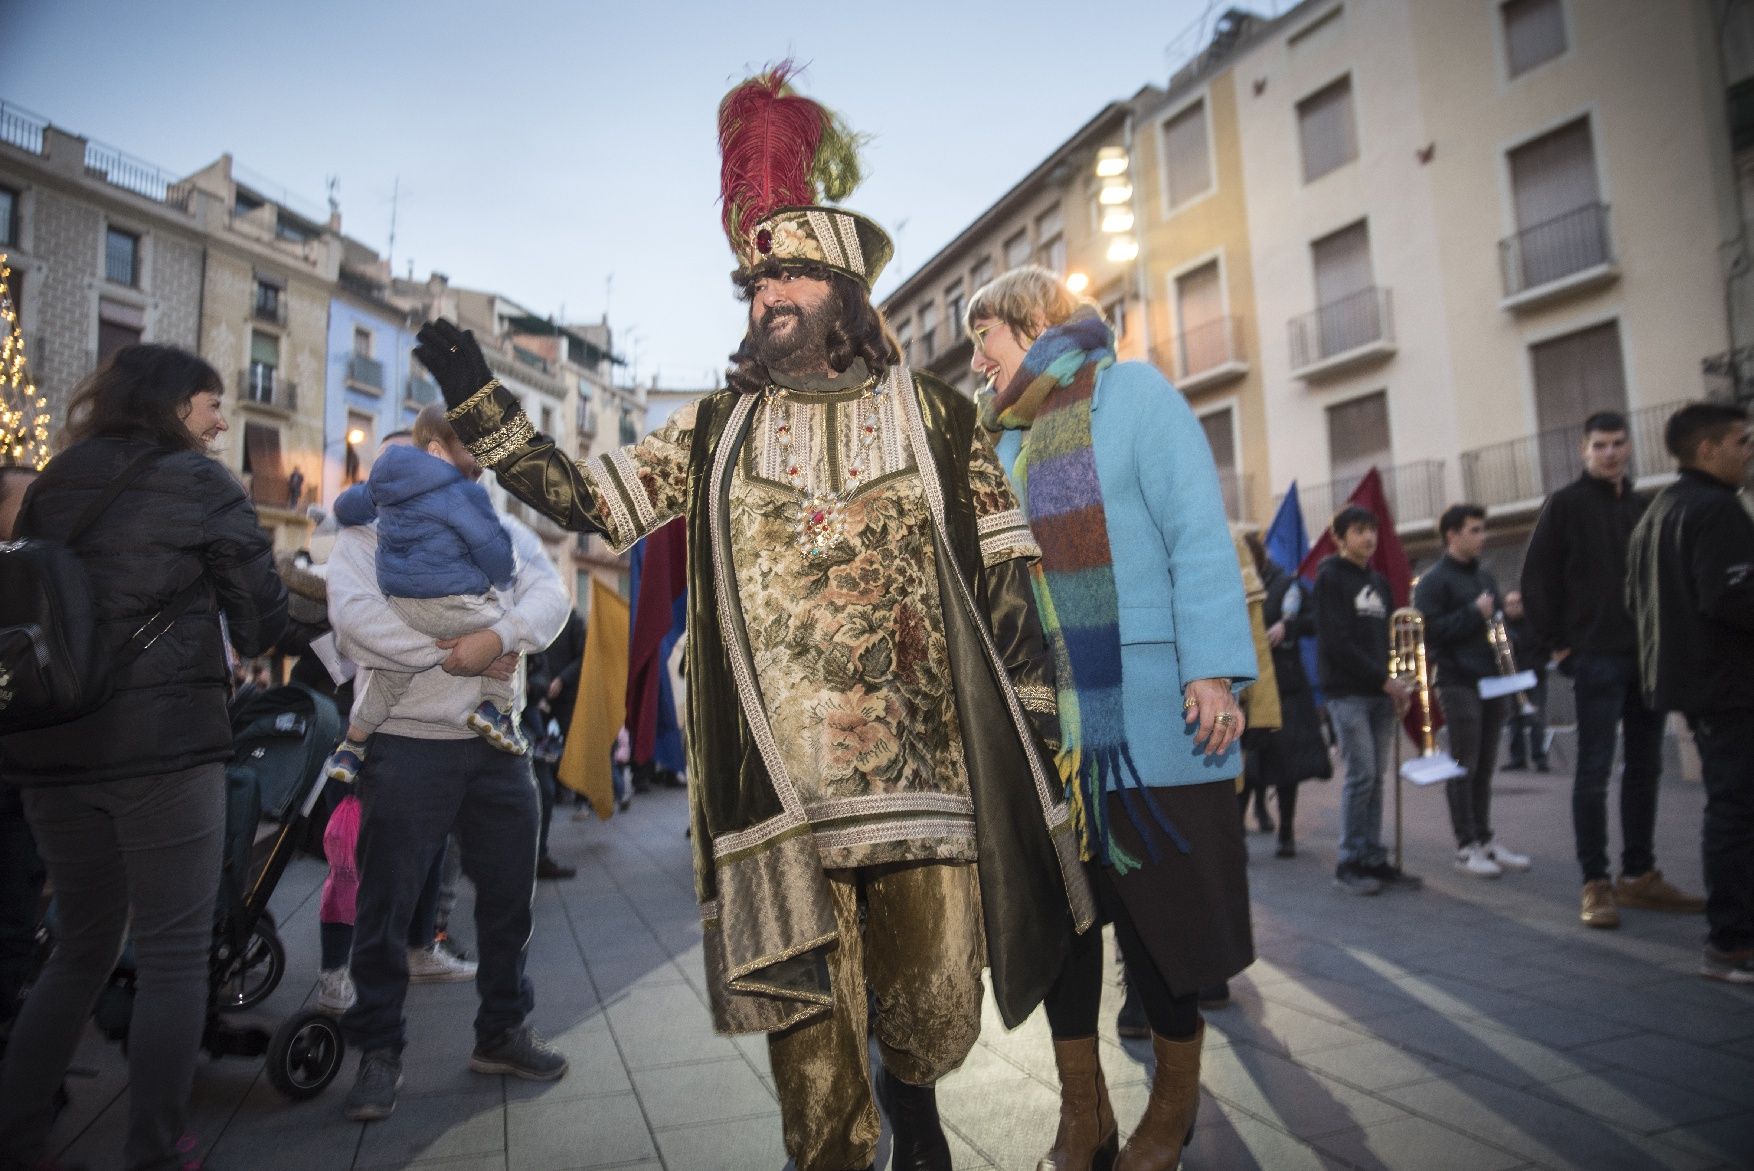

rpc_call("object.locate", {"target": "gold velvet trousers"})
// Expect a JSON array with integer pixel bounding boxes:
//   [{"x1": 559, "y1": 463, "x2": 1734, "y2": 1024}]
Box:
[{"x1": 767, "y1": 861, "x2": 984, "y2": 1171}]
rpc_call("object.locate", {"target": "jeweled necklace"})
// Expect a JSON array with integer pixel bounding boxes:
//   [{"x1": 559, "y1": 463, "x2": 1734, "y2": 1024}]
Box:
[{"x1": 767, "y1": 374, "x2": 884, "y2": 559}]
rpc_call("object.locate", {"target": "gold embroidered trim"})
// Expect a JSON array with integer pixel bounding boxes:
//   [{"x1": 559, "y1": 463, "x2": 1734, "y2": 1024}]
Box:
[
  {"x1": 444, "y1": 378, "x2": 503, "y2": 421},
  {"x1": 465, "y1": 410, "x2": 534, "y2": 469},
  {"x1": 1015, "y1": 684, "x2": 1056, "y2": 713}
]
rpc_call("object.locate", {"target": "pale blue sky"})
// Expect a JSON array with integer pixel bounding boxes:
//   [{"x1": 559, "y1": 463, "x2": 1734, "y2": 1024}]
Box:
[{"x1": 0, "y1": 0, "x2": 1265, "y2": 386}]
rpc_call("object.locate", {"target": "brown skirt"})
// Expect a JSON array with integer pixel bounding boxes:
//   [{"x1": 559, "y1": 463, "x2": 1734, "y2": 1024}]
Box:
[{"x1": 1096, "y1": 779, "x2": 1254, "y2": 996}]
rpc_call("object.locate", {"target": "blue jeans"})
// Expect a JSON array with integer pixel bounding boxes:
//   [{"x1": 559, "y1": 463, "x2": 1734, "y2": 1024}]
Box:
[
  {"x1": 1570, "y1": 653, "x2": 1665, "y2": 883},
  {"x1": 343, "y1": 735, "x2": 538, "y2": 1054},
  {"x1": 1691, "y1": 712, "x2": 1754, "y2": 952},
  {"x1": 1330, "y1": 695, "x2": 1394, "y2": 868}
]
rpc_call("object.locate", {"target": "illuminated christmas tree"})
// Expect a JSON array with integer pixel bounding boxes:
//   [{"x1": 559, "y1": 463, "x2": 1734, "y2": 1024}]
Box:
[{"x1": 0, "y1": 252, "x2": 50, "y2": 469}]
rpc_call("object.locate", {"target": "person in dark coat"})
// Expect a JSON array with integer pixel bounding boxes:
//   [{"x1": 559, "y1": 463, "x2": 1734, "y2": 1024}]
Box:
[
  {"x1": 0, "y1": 345, "x2": 287, "y2": 1170},
  {"x1": 1499, "y1": 590, "x2": 1550, "y2": 772},
  {"x1": 1242, "y1": 533, "x2": 1330, "y2": 860},
  {"x1": 1627, "y1": 401, "x2": 1754, "y2": 984}
]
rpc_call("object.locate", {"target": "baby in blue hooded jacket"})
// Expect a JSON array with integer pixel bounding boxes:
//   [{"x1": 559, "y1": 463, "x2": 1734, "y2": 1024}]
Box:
[{"x1": 321, "y1": 436, "x2": 521, "y2": 783}]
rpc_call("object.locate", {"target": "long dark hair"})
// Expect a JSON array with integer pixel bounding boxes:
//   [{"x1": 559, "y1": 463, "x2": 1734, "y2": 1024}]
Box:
[
  {"x1": 62, "y1": 344, "x2": 223, "y2": 452},
  {"x1": 726, "y1": 262, "x2": 900, "y2": 395}
]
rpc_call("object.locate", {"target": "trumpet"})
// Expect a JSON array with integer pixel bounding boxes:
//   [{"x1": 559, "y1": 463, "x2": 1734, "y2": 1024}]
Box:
[
  {"x1": 1484, "y1": 612, "x2": 1539, "y2": 717},
  {"x1": 1390, "y1": 607, "x2": 1465, "y2": 786}
]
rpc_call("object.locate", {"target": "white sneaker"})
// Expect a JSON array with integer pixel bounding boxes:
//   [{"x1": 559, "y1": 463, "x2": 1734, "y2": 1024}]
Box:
[
  {"x1": 408, "y1": 941, "x2": 477, "y2": 983},
  {"x1": 1484, "y1": 840, "x2": 1531, "y2": 871},
  {"x1": 1455, "y1": 843, "x2": 1503, "y2": 879},
  {"x1": 316, "y1": 966, "x2": 356, "y2": 1014}
]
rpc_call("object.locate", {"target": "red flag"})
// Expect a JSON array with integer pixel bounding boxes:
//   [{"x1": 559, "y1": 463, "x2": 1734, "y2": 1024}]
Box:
[
  {"x1": 1294, "y1": 468, "x2": 1433, "y2": 737},
  {"x1": 1295, "y1": 467, "x2": 1413, "y2": 605},
  {"x1": 626, "y1": 519, "x2": 687, "y2": 763}
]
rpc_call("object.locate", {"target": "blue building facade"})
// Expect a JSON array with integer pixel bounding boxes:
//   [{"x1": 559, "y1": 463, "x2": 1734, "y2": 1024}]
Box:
[{"x1": 321, "y1": 275, "x2": 436, "y2": 506}]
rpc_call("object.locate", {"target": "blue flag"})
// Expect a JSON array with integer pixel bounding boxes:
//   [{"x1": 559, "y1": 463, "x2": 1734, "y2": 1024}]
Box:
[{"x1": 1266, "y1": 484, "x2": 1323, "y2": 706}]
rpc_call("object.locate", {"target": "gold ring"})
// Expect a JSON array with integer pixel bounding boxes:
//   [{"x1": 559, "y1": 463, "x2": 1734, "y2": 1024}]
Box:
[
  {"x1": 1183, "y1": 697, "x2": 1197, "y2": 710},
  {"x1": 1215, "y1": 712, "x2": 1235, "y2": 726}
]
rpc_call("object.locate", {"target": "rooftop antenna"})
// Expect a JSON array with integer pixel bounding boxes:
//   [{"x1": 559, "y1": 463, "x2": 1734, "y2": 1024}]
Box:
[
  {"x1": 325, "y1": 175, "x2": 340, "y2": 216},
  {"x1": 385, "y1": 177, "x2": 401, "y2": 276}
]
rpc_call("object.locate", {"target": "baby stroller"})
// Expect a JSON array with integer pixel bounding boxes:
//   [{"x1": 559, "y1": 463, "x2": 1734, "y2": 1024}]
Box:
[{"x1": 83, "y1": 681, "x2": 349, "y2": 1100}]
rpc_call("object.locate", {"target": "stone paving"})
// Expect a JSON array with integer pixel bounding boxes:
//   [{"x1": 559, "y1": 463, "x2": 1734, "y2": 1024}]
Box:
[{"x1": 36, "y1": 760, "x2": 1754, "y2": 1170}]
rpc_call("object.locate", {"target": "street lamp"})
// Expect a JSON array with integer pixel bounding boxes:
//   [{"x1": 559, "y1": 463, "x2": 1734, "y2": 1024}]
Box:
[{"x1": 1094, "y1": 126, "x2": 1150, "y2": 350}]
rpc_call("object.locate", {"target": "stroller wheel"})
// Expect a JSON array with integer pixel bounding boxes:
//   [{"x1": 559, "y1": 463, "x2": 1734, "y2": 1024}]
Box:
[
  {"x1": 266, "y1": 1011, "x2": 345, "y2": 1100},
  {"x1": 216, "y1": 920, "x2": 285, "y2": 1012}
]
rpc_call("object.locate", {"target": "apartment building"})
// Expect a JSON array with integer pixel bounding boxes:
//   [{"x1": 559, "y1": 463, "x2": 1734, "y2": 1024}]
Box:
[{"x1": 0, "y1": 103, "x2": 205, "y2": 424}]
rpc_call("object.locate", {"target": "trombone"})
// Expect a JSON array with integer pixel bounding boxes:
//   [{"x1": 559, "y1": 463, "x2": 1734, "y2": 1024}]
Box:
[
  {"x1": 1483, "y1": 611, "x2": 1540, "y2": 717},
  {"x1": 1389, "y1": 607, "x2": 1465, "y2": 868}
]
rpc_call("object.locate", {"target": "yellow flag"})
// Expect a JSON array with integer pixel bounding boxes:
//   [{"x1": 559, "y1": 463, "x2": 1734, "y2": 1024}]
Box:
[{"x1": 557, "y1": 577, "x2": 628, "y2": 819}]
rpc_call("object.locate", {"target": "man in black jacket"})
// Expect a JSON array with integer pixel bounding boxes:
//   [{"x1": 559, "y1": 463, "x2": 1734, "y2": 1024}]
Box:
[
  {"x1": 1522, "y1": 411, "x2": 1702, "y2": 929},
  {"x1": 1314, "y1": 506, "x2": 1417, "y2": 895},
  {"x1": 1627, "y1": 401, "x2": 1754, "y2": 984},
  {"x1": 1414, "y1": 505, "x2": 1529, "y2": 880}
]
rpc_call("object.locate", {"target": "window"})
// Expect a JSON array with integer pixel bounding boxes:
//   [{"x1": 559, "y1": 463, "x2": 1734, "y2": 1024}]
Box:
[
  {"x1": 540, "y1": 405, "x2": 556, "y2": 437},
  {"x1": 1035, "y1": 205, "x2": 1065, "y2": 274},
  {"x1": 1174, "y1": 261, "x2": 1227, "y2": 377},
  {"x1": 344, "y1": 411, "x2": 375, "y2": 487},
  {"x1": 1531, "y1": 321, "x2": 1626, "y2": 492},
  {"x1": 1199, "y1": 407, "x2": 1242, "y2": 520},
  {"x1": 1297, "y1": 76, "x2": 1358, "y2": 183},
  {"x1": 1503, "y1": 0, "x2": 1566, "y2": 78},
  {"x1": 352, "y1": 327, "x2": 372, "y2": 356},
  {"x1": 1103, "y1": 296, "x2": 1127, "y2": 343},
  {"x1": 1003, "y1": 230, "x2": 1031, "y2": 270},
  {"x1": 918, "y1": 301, "x2": 939, "y2": 360},
  {"x1": 0, "y1": 186, "x2": 17, "y2": 247},
  {"x1": 1161, "y1": 100, "x2": 1213, "y2": 211},
  {"x1": 971, "y1": 256, "x2": 994, "y2": 291},
  {"x1": 895, "y1": 319, "x2": 914, "y2": 363},
  {"x1": 241, "y1": 422, "x2": 286, "y2": 508},
  {"x1": 945, "y1": 280, "x2": 966, "y2": 339},
  {"x1": 97, "y1": 296, "x2": 144, "y2": 365},
  {"x1": 1310, "y1": 220, "x2": 1379, "y2": 357},
  {"x1": 105, "y1": 227, "x2": 139, "y2": 286},
  {"x1": 6, "y1": 270, "x2": 21, "y2": 323},
  {"x1": 1506, "y1": 117, "x2": 1605, "y2": 290},
  {"x1": 1327, "y1": 391, "x2": 1390, "y2": 487},
  {"x1": 253, "y1": 278, "x2": 283, "y2": 323},
  {"x1": 248, "y1": 329, "x2": 279, "y2": 402}
]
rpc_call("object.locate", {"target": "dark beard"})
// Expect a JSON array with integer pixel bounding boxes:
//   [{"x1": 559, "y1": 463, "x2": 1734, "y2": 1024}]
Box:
[{"x1": 754, "y1": 297, "x2": 835, "y2": 375}]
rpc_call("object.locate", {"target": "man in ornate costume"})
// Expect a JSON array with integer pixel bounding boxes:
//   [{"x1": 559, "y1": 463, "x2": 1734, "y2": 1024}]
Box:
[{"x1": 414, "y1": 68, "x2": 1092, "y2": 1171}]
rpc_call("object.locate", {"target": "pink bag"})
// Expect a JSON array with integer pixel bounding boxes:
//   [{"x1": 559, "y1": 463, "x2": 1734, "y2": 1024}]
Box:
[{"x1": 319, "y1": 794, "x2": 362, "y2": 926}]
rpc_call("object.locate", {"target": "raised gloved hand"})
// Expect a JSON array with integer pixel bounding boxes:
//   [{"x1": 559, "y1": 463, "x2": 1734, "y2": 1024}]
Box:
[{"x1": 414, "y1": 319, "x2": 495, "y2": 410}]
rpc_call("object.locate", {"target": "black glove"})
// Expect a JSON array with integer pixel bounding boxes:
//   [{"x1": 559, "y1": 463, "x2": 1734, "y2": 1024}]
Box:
[{"x1": 414, "y1": 319, "x2": 496, "y2": 410}]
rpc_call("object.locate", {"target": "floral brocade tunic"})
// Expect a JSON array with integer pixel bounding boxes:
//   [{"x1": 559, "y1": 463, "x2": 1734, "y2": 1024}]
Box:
[{"x1": 579, "y1": 370, "x2": 1040, "y2": 869}]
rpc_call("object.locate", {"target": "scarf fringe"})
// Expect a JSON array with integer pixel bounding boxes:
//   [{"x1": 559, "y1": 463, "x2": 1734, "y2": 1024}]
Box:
[{"x1": 1059, "y1": 744, "x2": 1190, "y2": 875}]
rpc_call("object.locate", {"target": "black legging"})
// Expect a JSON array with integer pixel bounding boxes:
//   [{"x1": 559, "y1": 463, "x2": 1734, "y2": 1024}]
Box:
[{"x1": 1044, "y1": 862, "x2": 1200, "y2": 1041}]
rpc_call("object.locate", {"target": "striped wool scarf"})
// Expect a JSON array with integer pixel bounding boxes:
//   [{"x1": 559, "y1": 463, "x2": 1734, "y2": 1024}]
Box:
[{"x1": 984, "y1": 309, "x2": 1187, "y2": 871}]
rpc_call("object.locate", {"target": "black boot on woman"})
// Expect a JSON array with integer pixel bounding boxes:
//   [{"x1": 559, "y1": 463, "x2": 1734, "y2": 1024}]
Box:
[{"x1": 876, "y1": 1066, "x2": 952, "y2": 1171}]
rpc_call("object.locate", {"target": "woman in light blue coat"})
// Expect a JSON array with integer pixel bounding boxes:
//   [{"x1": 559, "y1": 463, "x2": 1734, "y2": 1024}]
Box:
[{"x1": 968, "y1": 267, "x2": 1257, "y2": 1171}]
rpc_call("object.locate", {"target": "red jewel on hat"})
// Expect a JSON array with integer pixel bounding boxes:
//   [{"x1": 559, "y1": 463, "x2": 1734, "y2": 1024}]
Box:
[
  {"x1": 756, "y1": 228, "x2": 773, "y2": 254},
  {"x1": 788, "y1": 465, "x2": 799, "y2": 475},
  {"x1": 811, "y1": 511, "x2": 825, "y2": 524}
]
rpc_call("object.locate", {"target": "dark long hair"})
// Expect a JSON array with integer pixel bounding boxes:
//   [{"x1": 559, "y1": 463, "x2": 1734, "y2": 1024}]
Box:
[
  {"x1": 726, "y1": 262, "x2": 900, "y2": 395},
  {"x1": 62, "y1": 344, "x2": 223, "y2": 453}
]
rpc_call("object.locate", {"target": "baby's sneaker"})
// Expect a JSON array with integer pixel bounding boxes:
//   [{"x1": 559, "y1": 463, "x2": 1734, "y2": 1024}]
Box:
[
  {"x1": 324, "y1": 742, "x2": 366, "y2": 784},
  {"x1": 468, "y1": 702, "x2": 529, "y2": 755}
]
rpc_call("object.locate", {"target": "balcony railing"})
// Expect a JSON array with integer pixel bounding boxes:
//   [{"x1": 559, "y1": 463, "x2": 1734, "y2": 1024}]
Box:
[
  {"x1": 348, "y1": 352, "x2": 385, "y2": 392},
  {"x1": 84, "y1": 140, "x2": 193, "y2": 211},
  {"x1": 1499, "y1": 202, "x2": 1614, "y2": 301},
  {"x1": 576, "y1": 399, "x2": 596, "y2": 438},
  {"x1": 1288, "y1": 287, "x2": 1394, "y2": 376},
  {"x1": 405, "y1": 372, "x2": 440, "y2": 406},
  {"x1": 241, "y1": 364, "x2": 296, "y2": 412},
  {"x1": 1459, "y1": 400, "x2": 1680, "y2": 509},
  {"x1": 1296, "y1": 459, "x2": 1447, "y2": 532},
  {"x1": 0, "y1": 101, "x2": 47, "y2": 155}
]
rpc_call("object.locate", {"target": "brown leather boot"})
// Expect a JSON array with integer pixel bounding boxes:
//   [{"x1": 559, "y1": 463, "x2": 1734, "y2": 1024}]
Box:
[
  {"x1": 1114, "y1": 1023, "x2": 1203, "y2": 1171},
  {"x1": 1038, "y1": 1036, "x2": 1118, "y2": 1171}
]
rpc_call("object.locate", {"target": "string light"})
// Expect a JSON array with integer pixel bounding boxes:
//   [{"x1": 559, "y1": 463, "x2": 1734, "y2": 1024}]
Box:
[{"x1": 0, "y1": 252, "x2": 51, "y2": 470}]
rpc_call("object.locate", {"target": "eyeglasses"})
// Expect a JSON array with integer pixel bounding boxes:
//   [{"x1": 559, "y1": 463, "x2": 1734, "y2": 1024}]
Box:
[{"x1": 971, "y1": 322, "x2": 1000, "y2": 355}]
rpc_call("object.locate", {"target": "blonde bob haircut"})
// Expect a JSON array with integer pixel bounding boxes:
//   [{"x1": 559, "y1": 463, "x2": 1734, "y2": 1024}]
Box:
[{"x1": 964, "y1": 265, "x2": 1096, "y2": 346}]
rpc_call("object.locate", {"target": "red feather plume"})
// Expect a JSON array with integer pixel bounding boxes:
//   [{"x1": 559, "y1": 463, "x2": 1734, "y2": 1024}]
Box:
[{"x1": 718, "y1": 62, "x2": 826, "y2": 243}]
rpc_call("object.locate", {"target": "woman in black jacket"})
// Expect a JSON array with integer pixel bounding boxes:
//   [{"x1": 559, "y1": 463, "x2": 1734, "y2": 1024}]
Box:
[
  {"x1": 1242, "y1": 534, "x2": 1331, "y2": 859},
  {"x1": 0, "y1": 345, "x2": 287, "y2": 1171}
]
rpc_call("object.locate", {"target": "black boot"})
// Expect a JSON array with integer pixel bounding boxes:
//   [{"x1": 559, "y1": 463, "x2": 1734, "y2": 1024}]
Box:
[
  {"x1": 1115, "y1": 977, "x2": 1148, "y2": 1040},
  {"x1": 876, "y1": 1066, "x2": 952, "y2": 1171}
]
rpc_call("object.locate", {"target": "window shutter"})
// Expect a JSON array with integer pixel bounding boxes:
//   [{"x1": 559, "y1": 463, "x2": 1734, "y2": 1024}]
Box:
[
  {"x1": 1503, "y1": 0, "x2": 1567, "y2": 78},
  {"x1": 1297, "y1": 78, "x2": 1358, "y2": 183},
  {"x1": 1162, "y1": 102, "x2": 1212, "y2": 209}
]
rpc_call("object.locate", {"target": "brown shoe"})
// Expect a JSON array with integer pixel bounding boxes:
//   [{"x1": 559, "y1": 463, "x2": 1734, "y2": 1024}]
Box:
[
  {"x1": 1615, "y1": 869, "x2": 1707, "y2": 913},
  {"x1": 1115, "y1": 1023, "x2": 1202, "y2": 1171},
  {"x1": 1038, "y1": 1036, "x2": 1118, "y2": 1171},
  {"x1": 1580, "y1": 879, "x2": 1620, "y2": 929}
]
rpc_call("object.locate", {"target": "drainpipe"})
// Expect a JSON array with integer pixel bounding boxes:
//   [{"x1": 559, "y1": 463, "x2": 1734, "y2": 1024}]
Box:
[{"x1": 1125, "y1": 108, "x2": 1153, "y2": 357}]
